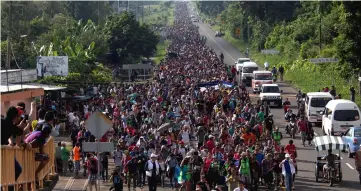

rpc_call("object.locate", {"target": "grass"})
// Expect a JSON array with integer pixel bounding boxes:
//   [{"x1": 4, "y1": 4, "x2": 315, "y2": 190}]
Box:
[
  {"x1": 208, "y1": 24, "x2": 361, "y2": 107},
  {"x1": 143, "y1": 3, "x2": 174, "y2": 64},
  {"x1": 153, "y1": 40, "x2": 170, "y2": 64}
]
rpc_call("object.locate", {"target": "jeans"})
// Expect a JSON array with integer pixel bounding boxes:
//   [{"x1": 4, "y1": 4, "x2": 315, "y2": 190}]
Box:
[
  {"x1": 148, "y1": 176, "x2": 157, "y2": 191},
  {"x1": 101, "y1": 166, "x2": 108, "y2": 181},
  {"x1": 285, "y1": 173, "x2": 293, "y2": 191},
  {"x1": 127, "y1": 173, "x2": 137, "y2": 189},
  {"x1": 138, "y1": 169, "x2": 146, "y2": 186}
]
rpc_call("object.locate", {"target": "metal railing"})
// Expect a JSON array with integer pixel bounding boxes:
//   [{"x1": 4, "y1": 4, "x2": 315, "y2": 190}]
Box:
[{"x1": 0, "y1": 137, "x2": 55, "y2": 191}]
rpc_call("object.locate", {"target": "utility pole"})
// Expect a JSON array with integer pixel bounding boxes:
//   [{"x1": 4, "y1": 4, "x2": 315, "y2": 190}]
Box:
[
  {"x1": 6, "y1": 2, "x2": 12, "y2": 91},
  {"x1": 142, "y1": 1, "x2": 144, "y2": 23},
  {"x1": 117, "y1": 0, "x2": 120, "y2": 13},
  {"x1": 319, "y1": 1, "x2": 322, "y2": 55}
]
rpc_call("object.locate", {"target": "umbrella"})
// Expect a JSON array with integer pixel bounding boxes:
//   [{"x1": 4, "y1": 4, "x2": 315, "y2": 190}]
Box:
[{"x1": 157, "y1": 122, "x2": 171, "y2": 132}]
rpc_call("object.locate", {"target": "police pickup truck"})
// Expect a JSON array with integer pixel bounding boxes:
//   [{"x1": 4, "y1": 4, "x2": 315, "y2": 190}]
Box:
[{"x1": 259, "y1": 84, "x2": 283, "y2": 108}]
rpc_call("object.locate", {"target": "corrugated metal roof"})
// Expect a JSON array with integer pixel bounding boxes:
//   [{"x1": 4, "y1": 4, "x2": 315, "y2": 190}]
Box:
[{"x1": 0, "y1": 83, "x2": 66, "y2": 93}]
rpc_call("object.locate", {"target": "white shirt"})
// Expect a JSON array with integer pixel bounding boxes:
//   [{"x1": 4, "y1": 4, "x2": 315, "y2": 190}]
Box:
[
  {"x1": 233, "y1": 188, "x2": 248, "y2": 191},
  {"x1": 146, "y1": 160, "x2": 160, "y2": 176},
  {"x1": 68, "y1": 112, "x2": 75, "y2": 123},
  {"x1": 264, "y1": 62, "x2": 269, "y2": 68}
]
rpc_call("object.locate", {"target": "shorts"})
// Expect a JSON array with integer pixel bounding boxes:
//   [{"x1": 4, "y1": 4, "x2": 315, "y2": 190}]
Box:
[
  {"x1": 88, "y1": 174, "x2": 97, "y2": 185},
  {"x1": 35, "y1": 153, "x2": 49, "y2": 161}
]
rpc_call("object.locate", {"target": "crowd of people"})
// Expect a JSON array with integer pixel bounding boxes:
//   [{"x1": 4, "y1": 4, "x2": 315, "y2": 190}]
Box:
[
  {"x1": 1, "y1": 2, "x2": 305, "y2": 191},
  {"x1": 54, "y1": 2, "x2": 303, "y2": 191}
]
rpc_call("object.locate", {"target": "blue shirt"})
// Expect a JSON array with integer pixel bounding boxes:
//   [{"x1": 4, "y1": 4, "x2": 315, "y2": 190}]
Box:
[
  {"x1": 255, "y1": 153, "x2": 264, "y2": 165},
  {"x1": 284, "y1": 160, "x2": 291, "y2": 174}
]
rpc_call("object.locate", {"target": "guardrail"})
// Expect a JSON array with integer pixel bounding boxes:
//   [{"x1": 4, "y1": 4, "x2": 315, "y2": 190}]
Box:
[{"x1": 0, "y1": 137, "x2": 55, "y2": 191}]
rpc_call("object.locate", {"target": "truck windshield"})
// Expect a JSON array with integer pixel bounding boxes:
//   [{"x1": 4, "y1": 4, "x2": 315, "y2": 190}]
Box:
[
  {"x1": 310, "y1": 97, "x2": 332, "y2": 108},
  {"x1": 262, "y1": 86, "x2": 280, "y2": 93},
  {"x1": 334, "y1": 110, "x2": 360, "y2": 121},
  {"x1": 255, "y1": 74, "x2": 272, "y2": 80},
  {"x1": 243, "y1": 67, "x2": 258, "y2": 73},
  {"x1": 238, "y1": 59, "x2": 250, "y2": 64}
]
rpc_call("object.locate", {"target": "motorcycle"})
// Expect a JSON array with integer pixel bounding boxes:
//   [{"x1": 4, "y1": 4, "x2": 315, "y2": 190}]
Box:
[
  {"x1": 272, "y1": 73, "x2": 277, "y2": 82},
  {"x1": 68, "y1": 159, "x2": 74, "y2": 172}
]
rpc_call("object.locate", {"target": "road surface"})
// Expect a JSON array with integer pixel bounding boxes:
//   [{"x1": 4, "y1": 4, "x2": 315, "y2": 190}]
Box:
[{"x1": 192, "y1": 8, "x2": 361, "y2": 190}]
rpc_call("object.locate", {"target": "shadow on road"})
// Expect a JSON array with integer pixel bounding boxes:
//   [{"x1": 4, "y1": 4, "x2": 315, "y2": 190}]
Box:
[
  {"x1": 297, "y1": 159, "x2": 315, "y2": 164},
  {"x1": 295, "y1": 177, "x2": 360, "y2": 191}
]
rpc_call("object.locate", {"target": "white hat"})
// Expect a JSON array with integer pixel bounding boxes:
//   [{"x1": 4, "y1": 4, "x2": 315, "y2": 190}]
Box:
[
  {"x1": 285, "y1": 153, "x2": 290, "y2": 158},
  {"x1": 209, "y1": 135, "x2": 214, "y2": 138},
  {"x1": 150, "y1": 153, "x2": 158, "y2": 158}
]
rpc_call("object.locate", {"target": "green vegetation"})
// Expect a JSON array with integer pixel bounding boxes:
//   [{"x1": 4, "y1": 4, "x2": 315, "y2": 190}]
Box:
[
  {"x1": 153, "y1": 40, "x2": 170, "y2": 64},
  {"x1": 143, "y1": 2, "x2": 174, "y2": 27},
  {"x1": 1, "y1": 1, "x2": 159, "y2": 85},
  {"x1": 197, "y1": 1, "x2": 361, "y2": 106},
  {"x1": 143, "y1": 1, "x2": 174, "y2": 64}
]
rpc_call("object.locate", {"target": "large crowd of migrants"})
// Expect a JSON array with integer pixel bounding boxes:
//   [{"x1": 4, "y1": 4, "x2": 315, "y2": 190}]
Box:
[{"x1": 2, "y1": 2, "x2": 317, "y2": 191}]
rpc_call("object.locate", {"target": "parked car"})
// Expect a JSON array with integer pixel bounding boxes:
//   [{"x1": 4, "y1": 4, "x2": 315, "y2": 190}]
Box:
[
  {"x1": 341, "y1": 126, "x2": 361, "y2": 158},
  {"x1": 215, "y1": 31, "x2": 223, "y2": 37}
]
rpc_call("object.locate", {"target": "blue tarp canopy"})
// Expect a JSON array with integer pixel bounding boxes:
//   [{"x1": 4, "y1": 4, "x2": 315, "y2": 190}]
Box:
[{"x1": 197, "y1": 81, "x2": 233, "y2": 88}]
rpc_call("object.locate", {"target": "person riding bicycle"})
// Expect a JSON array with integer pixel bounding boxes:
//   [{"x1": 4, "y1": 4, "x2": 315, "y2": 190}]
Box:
[
  {"x1": 220, "y1": 52, "x2": 224, "y2": 63},
  {"x1": 322, "y1": 149, "x2": 337, "y2": 179}
]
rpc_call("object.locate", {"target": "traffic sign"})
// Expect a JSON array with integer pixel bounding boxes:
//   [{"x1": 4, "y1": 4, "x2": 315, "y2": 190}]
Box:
[
  {"x1": 261, "y1": 49, "x2": 280, "y2": 55},
  {"x1": 85, "y1": 112, "x2": 112, "y2": 139},
  {"x1": 236, "y1": 28, "x2": 241, "y2": 36},
  {"x1": 82, "y1": 142, "x2": 114, "y2": 153},
  {"x1": 309, "y1": 58, "x2": 339, "y2": 64}
]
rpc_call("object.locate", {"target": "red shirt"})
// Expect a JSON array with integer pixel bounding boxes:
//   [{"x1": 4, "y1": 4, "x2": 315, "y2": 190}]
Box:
[
  {"x1": 206, "y1": 140, "x2": 215, "y2": 151},
  {"x1": 285, "y1": 144, "x2": 296, "y2": 158},
  {"x1": 231, "y1": 68, "x2": 237, "y2": 74},
  {"x1": 86, "y1": 158, "x2": 98, "y2": 175},
  {"x1": 297, "y1": 120, "x2": 307, "y2": 132}
]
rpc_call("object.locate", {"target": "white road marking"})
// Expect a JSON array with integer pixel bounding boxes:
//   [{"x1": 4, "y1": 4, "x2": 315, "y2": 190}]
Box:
[
  {"x1": 346, "y1": 163, "x2": 355, "y2": 170},
  {"x1": 198, "y1": 24, "x2": 236, "y2": 62},
  {"x1": 83, "y1": 179, "x2": 89, "y2": 191},
  {"x1": 64, "y1": 177, "x2": 74, "y2": 191}
]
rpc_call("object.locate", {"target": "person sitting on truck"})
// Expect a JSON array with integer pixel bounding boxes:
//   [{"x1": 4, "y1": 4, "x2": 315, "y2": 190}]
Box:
[{"x1": 322, "y1": 149, "x2": 337, "y2": 179}]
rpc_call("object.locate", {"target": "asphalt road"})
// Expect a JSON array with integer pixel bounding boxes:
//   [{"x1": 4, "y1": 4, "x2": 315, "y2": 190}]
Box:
[{"x1": 192, "y1": 8, "x2": 361, "y2": 190}]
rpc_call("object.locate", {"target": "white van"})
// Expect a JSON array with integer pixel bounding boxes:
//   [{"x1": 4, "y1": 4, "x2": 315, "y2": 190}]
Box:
[
  {"x1": 241, "y1": 61, "x2": 258, "y2": 85},
  {"x1": 321, "y1": 99, "x2": 361, "y2": 136},
  {"x1": 305, "y1": 92, "x2": 333, "y2": 124}
]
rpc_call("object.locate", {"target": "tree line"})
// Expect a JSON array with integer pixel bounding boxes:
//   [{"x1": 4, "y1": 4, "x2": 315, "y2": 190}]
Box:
[
  {"x1": 1, "y1": 1, "x2": 159, "y2": 84},
  {"x1": 197, "y1": 1, "x2": 361, "y2": 79}
]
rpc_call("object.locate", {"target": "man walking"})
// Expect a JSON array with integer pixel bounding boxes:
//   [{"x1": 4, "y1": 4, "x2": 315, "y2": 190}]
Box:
[{"x1": 355, "y1": 145, "x2": 361, "y2": 184}]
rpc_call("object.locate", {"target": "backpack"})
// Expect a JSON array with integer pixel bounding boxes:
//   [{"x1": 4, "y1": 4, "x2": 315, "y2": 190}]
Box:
[{"x1": 90, "y1": 159, "x2": 98, "y2": 174}]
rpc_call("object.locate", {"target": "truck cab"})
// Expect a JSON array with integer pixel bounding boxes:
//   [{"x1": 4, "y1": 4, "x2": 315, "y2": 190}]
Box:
[
  {"x1": 252, "y1": 71, "x2": 273, "y2": 93},
  {"x1": 235, "y1": 58, "x2": 251, "y2": 73},
  {"x1": 259, "y1": 84, "x2": 283, "y2": 107},
  {"x1": 241, "y1": 61, "x2": 258, "y2": 86}
]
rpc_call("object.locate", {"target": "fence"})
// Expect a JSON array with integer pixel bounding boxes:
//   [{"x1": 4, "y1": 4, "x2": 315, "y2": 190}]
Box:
[{"x1": 0, "y1": 137, "x2": 55, "y2": 191}]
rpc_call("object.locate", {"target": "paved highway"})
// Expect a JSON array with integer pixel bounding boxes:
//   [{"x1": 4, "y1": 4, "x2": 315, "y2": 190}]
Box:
[{"x1": 192, "y1": 8, "x2": 361, "y2": 190}]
